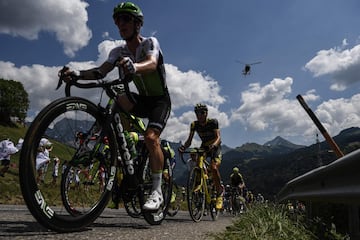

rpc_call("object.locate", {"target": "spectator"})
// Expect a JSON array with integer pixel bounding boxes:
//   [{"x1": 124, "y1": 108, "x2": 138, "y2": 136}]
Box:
[
  {"x1": 0, "y1": 139, "x2": 19, "y2": 177},
  {"x1": 52, "y1": 156, "x2": 60, "y2": 184},
  {"x1": 36, "y1": 138, "x2": 52, "y2": 184}
]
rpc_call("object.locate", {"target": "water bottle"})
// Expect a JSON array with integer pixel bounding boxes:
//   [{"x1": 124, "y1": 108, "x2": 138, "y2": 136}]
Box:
[{"x1": 124, "y1": 131, "x2": 137, "y2": 160}]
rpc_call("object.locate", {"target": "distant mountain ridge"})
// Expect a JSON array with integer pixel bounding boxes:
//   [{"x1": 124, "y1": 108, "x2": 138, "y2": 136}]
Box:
[
  {"x1": 264, "y1": 136, "x2": 305, "y2": 149},
  {"x1": 173, "y1": 127, "x2": 360, "y2": 201}
]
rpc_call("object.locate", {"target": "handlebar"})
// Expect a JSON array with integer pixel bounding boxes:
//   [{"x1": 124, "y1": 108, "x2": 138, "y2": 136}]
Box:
[
  {"x1": 57, "y1": 66, "x2": 132, "y2": 97},
  {"x1": 178, "y1": 147, "x2": 206, "y2": 165}
]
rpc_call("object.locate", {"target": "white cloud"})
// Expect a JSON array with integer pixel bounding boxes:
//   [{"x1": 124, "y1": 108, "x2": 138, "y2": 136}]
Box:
[
  {"x1": 315, "y1": 94, "x2": 360, "y2": 136},
  {"x1": 165, "y1": 64, "x2": 226, "y2": 110},
  {"x1": 2, "y1": 38, "x2": 360, "y2": 147},
  {"x1": 304, "y1": 40, "x2": 360, "y2": 91},
  {"x1": 230, "y1": 77, "x2": 317, "y2": 143},
  {"x1": 0, "y1": 0, "x2": 92, "y2": 57}
]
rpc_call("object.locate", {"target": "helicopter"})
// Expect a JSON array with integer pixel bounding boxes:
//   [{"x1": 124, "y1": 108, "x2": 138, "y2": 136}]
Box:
[{"x1": 236, "y1": 61, "x2": 262, "y2": 76}]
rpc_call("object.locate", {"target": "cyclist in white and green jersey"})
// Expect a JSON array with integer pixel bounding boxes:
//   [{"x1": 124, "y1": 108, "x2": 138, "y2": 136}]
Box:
[{"x1": 62, "y1": 2, "x2": 171, "y2": 210}]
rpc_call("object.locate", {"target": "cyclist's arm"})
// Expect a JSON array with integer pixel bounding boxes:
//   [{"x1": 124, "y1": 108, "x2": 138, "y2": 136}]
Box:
[
  {"x1": 182, "y1": 130, "x2": 195, "y2": 149},
  {"x1": 210, "y1": 129, "x2": 221, "y2": 148},
  {"x1": 133, "y1": 54, "x2": 158, "y2": 74},
  {"x1": 79, "y1": 62, "x2": 114, "y2": 80}
]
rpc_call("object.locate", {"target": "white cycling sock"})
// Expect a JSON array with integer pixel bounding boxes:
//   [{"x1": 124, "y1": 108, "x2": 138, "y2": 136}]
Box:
[{"x1": 152, "y1": 172, "x2": 162, "y2": 195}]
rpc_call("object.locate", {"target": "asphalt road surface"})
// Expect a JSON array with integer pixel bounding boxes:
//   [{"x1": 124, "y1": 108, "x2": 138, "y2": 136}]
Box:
[{"x1": 0, "y1": 205, "x2": 234, "y2": 240}]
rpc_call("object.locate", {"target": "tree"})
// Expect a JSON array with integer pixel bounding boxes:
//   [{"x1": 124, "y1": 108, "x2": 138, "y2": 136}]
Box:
[{"x1": 0, "y1": 79, "x2": 29, "y2": 126}]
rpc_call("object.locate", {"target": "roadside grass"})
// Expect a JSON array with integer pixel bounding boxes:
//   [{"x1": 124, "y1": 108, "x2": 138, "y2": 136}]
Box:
[{"x1": 210, "y1": 203, "x2": 348, "y2": 240}]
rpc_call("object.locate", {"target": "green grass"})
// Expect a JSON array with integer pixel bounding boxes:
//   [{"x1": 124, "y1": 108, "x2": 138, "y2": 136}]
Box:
[{"x1": 210, "y1": 203, "x2": 348, "y2": 240}]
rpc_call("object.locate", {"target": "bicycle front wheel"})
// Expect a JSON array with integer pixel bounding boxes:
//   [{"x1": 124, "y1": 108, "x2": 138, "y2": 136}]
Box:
[
  {"x1": 187, "y1": 167, "x2": 205, "y2": 222},
  {"x1": 19, "y1": 97, "x2": 117, "y2": 232}
]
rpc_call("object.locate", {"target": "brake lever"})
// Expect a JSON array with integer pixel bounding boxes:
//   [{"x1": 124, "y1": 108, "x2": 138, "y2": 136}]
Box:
[{"x1": 56, "y1": 66, "x2": 69, "y2": 90}]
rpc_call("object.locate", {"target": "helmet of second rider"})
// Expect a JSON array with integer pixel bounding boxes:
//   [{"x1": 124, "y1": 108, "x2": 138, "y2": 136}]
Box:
[{"x1": 194, "y1": 103, "x2": 208, "y2": 115}]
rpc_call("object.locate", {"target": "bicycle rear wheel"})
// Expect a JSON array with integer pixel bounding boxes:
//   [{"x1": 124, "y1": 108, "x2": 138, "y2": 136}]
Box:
[
  {"x1": 124, "y1": 194, "x2": 142, "y2": 218},
  {"x1": 19, "y1": 97, "x2": 117, "y2": 232},
  {"x1": 187, "y1": 167, "x2": 205, "y2": 222},
  {"x1": 167, "y1": 182, "x2": 181, "y2": 217}
]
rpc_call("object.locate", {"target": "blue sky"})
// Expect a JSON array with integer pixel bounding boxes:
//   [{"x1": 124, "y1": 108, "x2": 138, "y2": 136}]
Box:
[{"x1": 1, "y1": 0, "x2": 360, "y2": 148}]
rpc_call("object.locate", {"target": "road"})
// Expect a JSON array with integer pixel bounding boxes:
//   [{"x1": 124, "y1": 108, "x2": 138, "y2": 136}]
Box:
[{"x1": 0, "y1": 205, "x2": 234, "y2": 240}]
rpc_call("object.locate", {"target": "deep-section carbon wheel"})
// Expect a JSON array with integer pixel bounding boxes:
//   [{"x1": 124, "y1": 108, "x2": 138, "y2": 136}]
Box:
[
  {"x1": 19, "y1": 97, "x2": 117, "y2": 232},
  {"x1": 187, "y1": 167, "x2": 205, "y2": 222}
]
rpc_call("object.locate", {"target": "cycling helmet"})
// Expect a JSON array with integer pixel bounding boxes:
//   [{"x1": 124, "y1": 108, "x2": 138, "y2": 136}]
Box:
[
  {"x1": 233, "y1": 167, "x2": 239, "y2": 173},
  {"x1": 113, "y1": 2, "x2": 143, "y2": 25},
  {"x1": 194, "y1": 103, "x2": 208, "y2": 112}
]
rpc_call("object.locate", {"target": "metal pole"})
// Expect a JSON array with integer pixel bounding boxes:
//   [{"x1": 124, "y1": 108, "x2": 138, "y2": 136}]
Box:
[{"x1": 296, "y1": 94, "x2": 344, "y2": 158}]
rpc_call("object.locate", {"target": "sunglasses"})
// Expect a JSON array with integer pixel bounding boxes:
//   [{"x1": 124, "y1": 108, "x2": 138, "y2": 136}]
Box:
[
  {"x1": 115, "y1": 14, "x2": 133, "y2": 24},
  {"x1": 195, "y1": 110, "x2": 207, "y2": 115}
]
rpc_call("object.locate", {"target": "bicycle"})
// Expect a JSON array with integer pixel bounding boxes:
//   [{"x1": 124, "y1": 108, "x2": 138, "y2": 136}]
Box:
[
  {"x1": 179, "y1": 148, "x2": 219, "y2": 222},
  {"x1": 230, "y1": 186, "x2": 246, "y2": 216},
  {"x1": 19, "y1": 67, "x2": 173, "y2": 232}
]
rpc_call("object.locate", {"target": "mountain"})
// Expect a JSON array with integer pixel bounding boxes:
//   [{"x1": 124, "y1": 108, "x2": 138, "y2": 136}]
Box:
[
  {"x1": 172, "y1": 127, "x2": 360, "y2": 201},
  {"x1": 264, "y1": 136, "x2": 305, "y2": 149}
]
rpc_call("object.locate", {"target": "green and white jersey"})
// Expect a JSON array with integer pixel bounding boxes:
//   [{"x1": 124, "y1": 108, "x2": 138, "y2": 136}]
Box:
[{"x1": 107, "y1": 36, "x2": 167, "y2": 96}]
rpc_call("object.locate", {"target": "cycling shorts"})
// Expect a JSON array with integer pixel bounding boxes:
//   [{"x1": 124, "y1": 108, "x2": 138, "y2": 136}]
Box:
[
  {"x1": 129, "y1": 92, "x2": 171, "y2": 133},
  {"x1": 205, "y1": 145, "x2": 222, "y2": 165}
]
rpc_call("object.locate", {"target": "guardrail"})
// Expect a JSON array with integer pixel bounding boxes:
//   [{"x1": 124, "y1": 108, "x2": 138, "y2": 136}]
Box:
[
  {"x1": 277, "y1": 148, "x2": 360, "y2": 203},
  {"x1": 277, "y1": 148, "x2": 360, "y2": 239}
]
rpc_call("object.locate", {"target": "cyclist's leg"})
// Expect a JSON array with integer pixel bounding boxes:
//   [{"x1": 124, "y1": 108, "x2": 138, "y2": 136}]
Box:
[
  {"x1": 210, "y1": 148, "x2": 223, "y2": 209},
  {"x1": 136, "y1": 94, "x2": 171, "y2": 210},
  {"x1": 143, "y1": 127, "x2": 164, "y2": 210}
]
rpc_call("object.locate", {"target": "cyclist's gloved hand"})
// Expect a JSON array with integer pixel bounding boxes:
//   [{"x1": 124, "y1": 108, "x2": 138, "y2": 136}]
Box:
[
  {"x1": 58, "y1": 66, "x2": 81, "y2": 82},
  {"x1": 121, "y1": 57, "x2": 137, "y2": 74}
]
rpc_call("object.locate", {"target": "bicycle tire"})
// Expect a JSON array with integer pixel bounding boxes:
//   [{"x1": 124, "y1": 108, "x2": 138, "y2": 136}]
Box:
[
  {"x1": 209, "y1": 201, "x2": 219, "y2": 220},
  {"x1": 187, "y1": 167, "x2": 205, "y2": 222},
  {"x1": 61, "y1": 161, "x2": 109, "y2": 217},
  {"x1": 141, "y1": 157, "x2": 173, "y2": 225},
  {"x1": 167, "y1": 182, "x2": 180, "y2": 217},
  {"x1": 232, "y1": 194, "x2": 241, "y2": 216},
  {"x1": 19, "y1": 97, "x2": 117, "y2": 232}
]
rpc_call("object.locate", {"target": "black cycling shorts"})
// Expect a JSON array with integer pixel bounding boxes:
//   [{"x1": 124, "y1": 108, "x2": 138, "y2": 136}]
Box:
[{"x1": 129, "y1": 92, "x2": 171, "y2": 133}]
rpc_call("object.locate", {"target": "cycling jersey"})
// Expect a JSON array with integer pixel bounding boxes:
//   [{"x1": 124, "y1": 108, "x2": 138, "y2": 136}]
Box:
[
  {"x1": 190, "y1": 118, "x2": 219, "y2": 147},
  {"x1": 107, "y1": 36, "x2": 171, "y2": 132},
  {"x1": 107, "y1": 37, "x2": 167, "y2": 97},
  {"x1": 230, "y1": 173, "x2": 244, "y2": 187}
]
